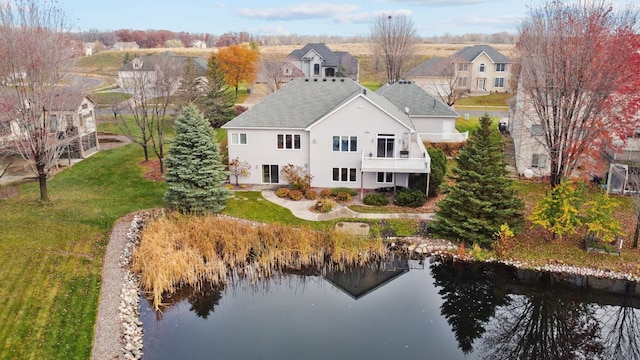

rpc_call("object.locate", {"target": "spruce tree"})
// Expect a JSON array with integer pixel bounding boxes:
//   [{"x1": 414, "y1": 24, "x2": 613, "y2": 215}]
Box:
[
  {"x1": 430, "y1": 114, "x2": 524, "y2": 247},
  {"x1": 164, "y1": 105, "x2": 230, "y2": 214},
  {"x1": 197, "y1": 53, "x2": 236, "y2": 128}
]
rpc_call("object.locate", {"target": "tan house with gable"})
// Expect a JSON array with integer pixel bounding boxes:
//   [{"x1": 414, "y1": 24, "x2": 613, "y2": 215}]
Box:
[{"x1": 408, "y1": 45, "x2": 514, "y2": 95}]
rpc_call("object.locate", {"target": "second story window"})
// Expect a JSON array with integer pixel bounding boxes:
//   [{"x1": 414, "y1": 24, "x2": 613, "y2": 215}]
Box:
[
  {"x1": 457, "y1": 63, "x2": 468, "y2": 71},
  {"x1": 231, "y1": 133, "x2": 247, "y2": 145},
  {"x1": 479, "y1": 63, "x2": 486, "y2": 73},
  {"x1": 333, "y1": 135, "x2": 357, "y2": 152},
  {"x1": 495, "y1": 63, "x2": 506, "y2": 72},
  {"x1": 277, "y1": 134, "x2": 301, "y2": 149}
]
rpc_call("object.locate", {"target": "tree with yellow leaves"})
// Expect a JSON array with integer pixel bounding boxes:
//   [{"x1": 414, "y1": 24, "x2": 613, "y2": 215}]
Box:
[{"x1": 216, "y1": 44, "x2": 259, "y2": 99}]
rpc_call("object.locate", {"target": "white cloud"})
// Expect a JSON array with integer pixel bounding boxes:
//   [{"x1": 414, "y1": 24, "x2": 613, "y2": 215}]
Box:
[
  {"x1": 247, "y1": 24, "x2": 293, "y2": 36},
  {"x1": 336, "y1": 9, "x2": 413, "y2": 24},
  {"x1": 237, "y1": 3, "x2": 360, "y2": 21}
]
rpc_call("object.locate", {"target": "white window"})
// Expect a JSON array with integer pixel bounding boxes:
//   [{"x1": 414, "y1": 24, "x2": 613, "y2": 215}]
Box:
[
  {"x1": 457, "y1": 63, "x2": 468, "y2": 71},
  {"x1": 531, "y1": 125, "x2": 544, "y2": 136},
  {"x1": 333, "y1": 168, "x2": 357, "y2": 182},
  {"x1": 377, "y1": 172, "x2": 394, "y2": 183},
  {"x1": 277, "y1": 134, "x2": 301, "y2": 149},
  {"x1": 457, "y1": 77, "x2": 468, "y2": 87},
  {"x1": 262, "y1": 164, "x2": 279, "y2": 183},
  {"x1": 495, "y1": 63, "x2": 506, "y2": 72},
  {"x1": 532, "y1": 154, "x2": 547, "y2": 168},
  {"x1": 333, "y1": 135, "x2": 357, "y2": 152},
  {"x1": 479, "y1": 63, "x2": 486, "y2": 72},
  {"x1": 494, "y1": 77, "x2": 505, "y2": 88},
  {"x1": 49, "y1": 114, "x2": 58, "y2": 133},
  {"x1": 231, "y1": 133, "x2": 247, "y2": 145}
]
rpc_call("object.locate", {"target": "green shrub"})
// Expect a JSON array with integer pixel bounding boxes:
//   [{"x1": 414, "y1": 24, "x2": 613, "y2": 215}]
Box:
[
  {"x1": 305, "y1": 189, "x2": 318, "y2": 200},
  {"x1": 394, "y1": 189, "x2": 427, "y2": 208},
  {"x1": 336, "y1": 192, "x2": 352, "y2": 202},
  {"x1": 331, "y1": 187, "x2": 358, "y2": 196},
  {"x1": 363, "y1": 193, "x2": 389, "y2": 206},
  {"x1": 276, "y1": 187, "x2": 290, "y2": 198},
  {"x1": 320, "y1": 189, "x2": 332, "y2": 198},
  {"x1": 289, "y1": 189, "x2": 303, "y2": 201}
]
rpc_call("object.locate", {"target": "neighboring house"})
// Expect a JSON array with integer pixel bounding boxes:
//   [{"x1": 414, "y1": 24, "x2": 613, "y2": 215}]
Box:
[
  {"x1": 407, "y1": 44, "x2": 513, "y2": 94},
  {"x1": 112, "y1": 42, "x2": 140, "y2": 51},
  {"x1": 509, "y1": 88, "x2": 639, "y2": 194},
  {"x1": 604, "y1": 131, "x2": 640, "y2": 194},
  {"x1": 191, "y1": 40, "x2": 207, "y2": 49},
  {"x1": 82, "y1": 42, "x2": 95, "y2": 57},
  {"x1": 0, "y1": 95, "x2": 100, "y2": 159},
  {"x1": 117, "y1": 52, "x2": 207, "y2": 94},
  {"x1": 253, "y1": 43, "x2": 359, "y2": 95},
  {"x1": 508, "y1": 90, "x2": 551, "y2": 179},
  {"x1": 222, "y1": 78, "x2": 461, "y2": 191},
  {"x1": 287, "y1": 43, "x2": 359, "y2": 82}
]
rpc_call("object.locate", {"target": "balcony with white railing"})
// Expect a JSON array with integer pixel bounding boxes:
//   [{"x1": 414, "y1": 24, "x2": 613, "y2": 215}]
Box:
[
  {"x1": 361, "y1": 138, "x2": 430, "y2": 173},
  {"x1": 419, "y1": 131, "x2": 469, "y2": 143}
]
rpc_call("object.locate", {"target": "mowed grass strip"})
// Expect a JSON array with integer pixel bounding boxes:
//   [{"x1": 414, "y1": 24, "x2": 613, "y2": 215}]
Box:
[{"x1": 0, "y1": 144, "x2": 165, "y2": 359}]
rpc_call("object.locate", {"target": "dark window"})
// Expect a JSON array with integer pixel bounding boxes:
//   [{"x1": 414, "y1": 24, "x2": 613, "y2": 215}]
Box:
[{"x1": 262, "y1": 164, "x2": 279, "y2": 183}]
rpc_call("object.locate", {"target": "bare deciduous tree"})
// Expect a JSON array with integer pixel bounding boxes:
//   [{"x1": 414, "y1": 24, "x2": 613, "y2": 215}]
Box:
[
  {"x1": 370, "y1": 14, "x2": 420, "y2": 84},
  {"x1": 119, "y1": 53, "x2": 184, "y2": 173},
  {"x1": 426, "y1": 56, "x2": 470, "y2": 106},
  {"x1": 517, "y1": 0, "x2": 640, "y2": 187},
  {"x1": 259, "y1": 52, "x2": 291, "y2": 93},
  {"x1": 0, "y1": 0, "x2": 78, "y2": 201}
]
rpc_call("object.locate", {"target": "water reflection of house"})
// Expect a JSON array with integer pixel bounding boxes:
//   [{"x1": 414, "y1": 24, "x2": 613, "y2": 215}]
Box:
[{"x1": 322, "y1": 257, "x2": 410, "y2": 300}]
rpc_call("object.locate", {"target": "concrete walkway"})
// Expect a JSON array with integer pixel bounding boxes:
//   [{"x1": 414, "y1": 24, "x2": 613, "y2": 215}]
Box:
[{"x1": 260, "y1": 190, "x2": 435, "y2": 221}]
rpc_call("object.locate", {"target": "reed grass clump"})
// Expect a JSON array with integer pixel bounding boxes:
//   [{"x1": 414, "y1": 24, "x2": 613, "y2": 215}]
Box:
[{"x1": 132, "y1": 214, "x2": 387, "y2": 309}]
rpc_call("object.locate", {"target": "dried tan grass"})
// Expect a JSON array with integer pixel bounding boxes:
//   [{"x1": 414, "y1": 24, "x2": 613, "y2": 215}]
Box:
[{"x1": 132, "y1": 214, "x2": 387, "y2": 309}]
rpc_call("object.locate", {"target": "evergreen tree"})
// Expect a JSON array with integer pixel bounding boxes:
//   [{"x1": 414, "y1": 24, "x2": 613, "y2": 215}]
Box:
[
  {"x1": 197, "y1": 53, "x2": 236, "y2": 128},
  {"x1": 164, "y1": 105, "x2": 230, "y2": 214},
  {"x1": 427, "y1": 147, "x2": 447, "y2": 198},
  {"x1": 430, "y1": 114, "x2": 524, "y2": 247}
]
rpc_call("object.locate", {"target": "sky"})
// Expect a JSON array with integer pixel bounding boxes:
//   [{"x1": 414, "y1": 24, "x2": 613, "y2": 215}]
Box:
[{"x1": 63, "y1": 0, "x2": 539, "y2": 37}]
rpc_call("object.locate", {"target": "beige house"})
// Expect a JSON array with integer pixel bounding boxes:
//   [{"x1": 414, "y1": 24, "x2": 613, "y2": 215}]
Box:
[
  {"x1": 407, "y1": 45, "x2": 514, "y2": 95},
  {"x1": 117, "y1": 52, "x2": 207, "y2": 95},
  {"x1": 0, "y1": 94, "x2": 100, "y2": 159}
]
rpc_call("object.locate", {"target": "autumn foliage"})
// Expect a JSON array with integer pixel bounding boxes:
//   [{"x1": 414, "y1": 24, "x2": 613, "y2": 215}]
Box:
[{"x1": 216, "y1": 44, "x2": 259, "y2": 98}]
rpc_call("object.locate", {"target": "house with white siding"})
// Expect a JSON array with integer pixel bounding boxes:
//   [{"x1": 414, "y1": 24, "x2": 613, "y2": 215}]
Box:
[{"x1": 222, "y1": 78, "x2": 460, "y2": 192}]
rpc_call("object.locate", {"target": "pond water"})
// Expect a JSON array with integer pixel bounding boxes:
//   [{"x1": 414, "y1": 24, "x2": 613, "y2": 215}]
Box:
[{"x1": 140, "y1": 257, "x2": 640, "y2": 360}]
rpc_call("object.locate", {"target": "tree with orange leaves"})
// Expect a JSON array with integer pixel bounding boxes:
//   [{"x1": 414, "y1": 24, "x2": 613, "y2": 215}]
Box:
[
  {"x1": 216, "y1": 44, "x2": 259, "y2": 99},
  {"x1": 517, "y1": 0, "x2": 640, "y2": 187}
]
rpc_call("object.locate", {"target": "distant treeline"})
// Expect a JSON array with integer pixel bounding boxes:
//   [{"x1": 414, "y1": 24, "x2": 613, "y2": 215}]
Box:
[{"x1": 73, "y1": 29, "x2": 516, "y2": 49}]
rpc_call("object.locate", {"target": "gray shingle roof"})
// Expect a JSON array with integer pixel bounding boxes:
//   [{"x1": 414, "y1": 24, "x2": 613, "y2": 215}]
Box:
[
  {"x1": 288, "y1": 43, "x2": 341, "y2": 67},
  {"x1": 452, "y1": 44, "x2": 511, "y2": 64},
  {"x1": 376, "y1": 80, "x2": 459, "y2": 117},
  {"x1": 288, "y1": 44, "x2": 358, "y2": 77},
  {"x1": 406, "y1": 57, "x2": 446, "y2": 77},
  {"x1": 118, "y1": 52, "x2": 207, "y2": 76},
  {"x1": 223, "y1": 77, "x2": 414, "y2": 130}
]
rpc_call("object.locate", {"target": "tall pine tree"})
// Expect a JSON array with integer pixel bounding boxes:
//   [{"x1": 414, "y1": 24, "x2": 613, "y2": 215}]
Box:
[
  {"x1": 164, "y1": 105, "x2": 230, "y2": 214},
  {"x1": 198, "y1": 53, "x2": 236, "y2": 128},
  {"x1": 430, "y1": 114, "x2": 523, "y2": 247}
]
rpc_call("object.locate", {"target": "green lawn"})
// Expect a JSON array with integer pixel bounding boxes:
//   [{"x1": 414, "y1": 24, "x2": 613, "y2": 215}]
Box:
[
  {"x1": 0, "y1": 145, "x2": 166, "y2": 359},
  {"x1": 455, "y1": 92, "x2": 513, "y2": 107}
]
